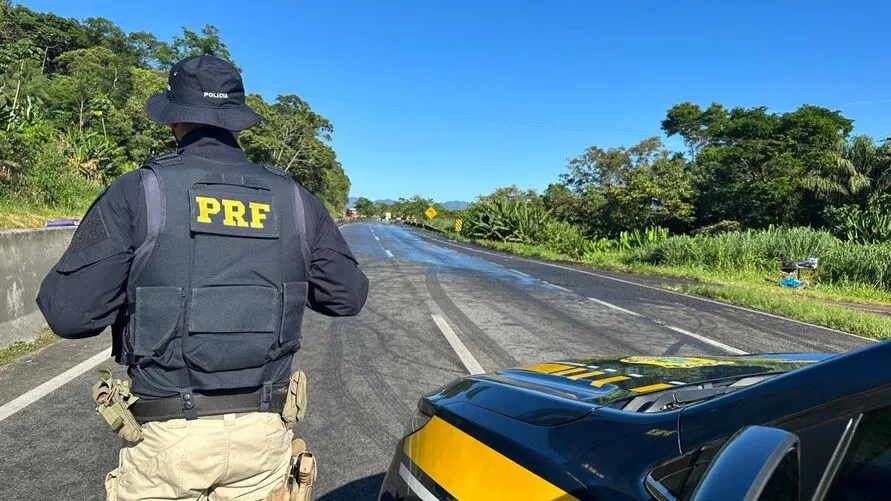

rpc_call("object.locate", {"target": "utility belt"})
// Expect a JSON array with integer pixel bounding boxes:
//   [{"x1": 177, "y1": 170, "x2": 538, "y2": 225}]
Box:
[
  {"x1": 91, "y1": 369, "x2": 308, "y2": 440},
  {"x1": 131, "y1": 389, "x2": 288, "y2": 423}
]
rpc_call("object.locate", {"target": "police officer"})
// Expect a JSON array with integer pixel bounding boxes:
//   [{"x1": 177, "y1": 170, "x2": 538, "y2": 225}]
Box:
[{"x1": 36, "y1": 55, "x2": 369, "y2": 500}]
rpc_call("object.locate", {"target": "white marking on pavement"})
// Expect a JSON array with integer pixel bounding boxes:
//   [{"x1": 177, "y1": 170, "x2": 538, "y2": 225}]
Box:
[
  {"x1": 542, "y1": 281, "x2": 570, "y2": 292},
  {"x1": 509, "y1": 268, "x2": 530, "y2": 278},
  {"x1": 385, "y1": 249, "x2": 395, "y2": 258},
  {"x1": 665, "y1": 325, "x2": 748, "y2": 355},
  {"x1": 399, "y1": 463, "x2": 438, "y2": 501},
  {"x1": 669, "y1": 381, "x2": 686, "y2": 385},
  {"x1": 431, "y1": 314, "x2": 485, "y2": 375},
  {"x1": 374, "y1": 235, "x2": 381, "y2": 241},
  {"x1": 0, "y1": 349, "x2": 110, "y2": 423},
  {"x1": 629, "y1": 373, "x2": 643, "y2": 378},
  {"x1": 603, "y1": 368, "x2": 617, "y2": 372},
  {"x1": 422, "y1": 235, "x2": 873, "y2": 342},
  {"x1": 588, "y1": 297, "x2": 644, "y2": 317}
]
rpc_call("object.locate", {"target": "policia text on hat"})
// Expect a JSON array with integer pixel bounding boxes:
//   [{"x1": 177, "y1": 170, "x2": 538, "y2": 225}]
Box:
[{"x1": 35, "y1": 55, "x2": 369, "y2": 501}]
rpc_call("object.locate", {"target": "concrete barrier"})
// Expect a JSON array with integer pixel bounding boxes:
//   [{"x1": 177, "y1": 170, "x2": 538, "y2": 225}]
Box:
[{"x1": 1, "y1": 227, "x2": 75, "y2": 349}]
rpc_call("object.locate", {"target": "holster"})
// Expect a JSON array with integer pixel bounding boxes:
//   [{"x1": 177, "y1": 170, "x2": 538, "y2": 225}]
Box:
[
  {"x1": 288, "y1": 439, "x2": 317, "y2": 501},
  {"x1": 91, "y1": 368, "x2": 143, "y2": 443},
  {"x1": 266, "y1": 438, "x2": 317, "y2": 501},
  {"x1": 280, "y1": 371, "x2": 307, "y2": 428}
]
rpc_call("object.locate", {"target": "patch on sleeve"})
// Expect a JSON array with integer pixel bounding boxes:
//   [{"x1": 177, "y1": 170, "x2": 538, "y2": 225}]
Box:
[{"x1": 68, "y1": 205, "x2": 109, "y2": 253}]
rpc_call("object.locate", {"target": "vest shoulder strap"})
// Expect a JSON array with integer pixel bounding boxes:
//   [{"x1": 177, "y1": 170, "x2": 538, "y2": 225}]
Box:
[
  {"x1": 259, "y1": 164, "x2": 311, "y2": 278},
  {"x1": 129, "y1": 166, "x2": 164, "y2": 297},
  {"x1": 146, "y1": 152, "x2": 183, "y2": 168},
  {"x1": 261, "y1": 163, "x2": 289, "y2": 178}
]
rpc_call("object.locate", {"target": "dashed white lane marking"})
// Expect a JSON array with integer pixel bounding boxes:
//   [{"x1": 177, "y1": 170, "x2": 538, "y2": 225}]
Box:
[
  {"x1": 542, "y1": 281, "x2": 570, "y2": 292},
  {"x1": 385, "y1": 249, "x2": 395, "y2": 258},
  {"x1": 431, "y1": 314, "x2": 485, "y2": 375},
  {"x1": 509, "y1": 268, "x2": 530, "y2": 278},
  {"x1": 588, "y1": 297, "x2": 644, "y2": 318},
  {"x1": 422, "y1": 235, "x2": 872, "y2": 342},
  {"x1": 665, "y1": 325, "x2": 747, "y2": 355},
  {"x1": 0, "y1": 349, "x2": 110, "y2": 423},
  {"x1": 374, "y1": 235, "x2": 381, "y2": 241},
  {"x1": 669, "y1": 381, "x2": 686, "y2": 385},
  {"x1": 399, "y1": 463, "x2": 438, "y2": 501}
]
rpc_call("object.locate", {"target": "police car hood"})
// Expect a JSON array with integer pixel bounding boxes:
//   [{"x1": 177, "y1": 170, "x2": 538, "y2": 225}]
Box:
[
  {"x1": 492, "y1": 354, "x2": 832, "y2": 405},
  {"x1": 426, "y1": 354, "x2": 833, "y2": 426}
]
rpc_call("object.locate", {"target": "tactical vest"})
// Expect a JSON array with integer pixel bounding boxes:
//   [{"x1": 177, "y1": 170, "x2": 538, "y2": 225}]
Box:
[{"x1": 119, "y1": 153, "x2": 311, "y2": 414}]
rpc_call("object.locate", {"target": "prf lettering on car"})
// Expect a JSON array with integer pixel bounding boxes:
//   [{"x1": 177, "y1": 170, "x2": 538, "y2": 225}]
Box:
[{"x1": 189, "y1": 188, "x2": 279, "y2": 238}]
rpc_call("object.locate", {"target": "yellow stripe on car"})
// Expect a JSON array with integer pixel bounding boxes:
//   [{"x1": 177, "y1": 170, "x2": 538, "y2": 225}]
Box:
[
  {"x1": 550, "y1": 367, "x2": 589, "y2": 376},
  {"x1": 589, "y1": 375, "x2": 631, "y2": 387},
  {"x1": 630, "y1": 383, "x2": 674, "y2": 393},
  {"x1": 522, "y1": 363, "x2": 576, "y2": 374},
  {"x1": 567, "y1": 370, "x2": 604, "y2": 380},
  {"x1": 404, "y1": 416, "x2": 579, "y2": 501}
]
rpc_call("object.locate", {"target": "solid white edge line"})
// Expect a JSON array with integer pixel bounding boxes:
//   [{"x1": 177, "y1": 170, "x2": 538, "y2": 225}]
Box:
[
  {"x1": 431, "y1": 314, "x2": 485, "y2": 375},
  {"x1": 588, "y1": 297, "x2": 644, "y2": 317},
  {"x1": 0, "y1": 349, "x2": 110, "y2": 422},
  {"x1": 385, "y1": 249, "x2": 395, "y2": 258},
  {"x1": 666, "y1": 325, "x2": 748, "y2": 355},
  {"x1": 421, "y1": 235, "x2": 874, "y2": 342},
  {"x1": 399, "y1": 463, "x2": 439, "y2": 501}
]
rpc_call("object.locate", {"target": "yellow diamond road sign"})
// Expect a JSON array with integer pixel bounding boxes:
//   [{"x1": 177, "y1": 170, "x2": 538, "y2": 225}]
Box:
[{"x1": 425, "y1": 207, "x2": 437, "y2": 219}]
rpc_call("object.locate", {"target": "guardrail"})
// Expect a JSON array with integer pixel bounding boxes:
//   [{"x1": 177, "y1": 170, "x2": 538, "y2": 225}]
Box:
[{"x1": 399, "y1": 220, "x2": 446, "y2": 234}]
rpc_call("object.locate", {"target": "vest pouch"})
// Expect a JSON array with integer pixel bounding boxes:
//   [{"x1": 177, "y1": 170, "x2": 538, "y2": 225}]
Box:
[
  {"x1": 185, "y1": 285, "x2": 279, "y2": 372},
  {"x1": 132, "y1": 287, "x2": 185, "y2": 366},
  {"x1": 280, "y1": 281, "x2": 309, "y2": 351}
]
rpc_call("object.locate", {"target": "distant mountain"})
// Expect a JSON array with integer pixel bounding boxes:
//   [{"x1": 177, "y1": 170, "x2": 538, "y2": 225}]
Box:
[
  {"x1": 347, "y1": 197, "x2": 396, "y2": 207},
  {"x1": 443, "y1": 201, "x2": 470, "y2": 210}
]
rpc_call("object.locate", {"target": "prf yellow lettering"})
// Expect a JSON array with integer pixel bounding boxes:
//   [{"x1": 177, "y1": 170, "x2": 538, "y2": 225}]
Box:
[
  {"x1": 196, "y1": 197, "x2": 221, "y2": 223},
  {"x1": 249, "y1": 202, "x2": 271, "y2": 229},
  {"x1": 221, "y1": 199, "x2": 249, "y2": 227}
]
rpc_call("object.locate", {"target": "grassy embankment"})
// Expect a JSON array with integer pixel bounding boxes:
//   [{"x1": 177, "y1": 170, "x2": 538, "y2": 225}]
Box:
[
  {"x1": 0, "y1": 328, "x2": 60, "y2": 368},
  {"x1": 424, "y1": 225, "x2": 891, "y2": 341},
  {"x1": 0, "y1": 199, "x2": 86, "y2": 230}
]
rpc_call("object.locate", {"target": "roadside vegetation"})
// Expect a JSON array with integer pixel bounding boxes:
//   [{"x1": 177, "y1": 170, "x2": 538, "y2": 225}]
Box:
[
  {"x1": 0, "y1": 1, "x2": 352, "y2": 228},
  {"x1": 0, "y1": 328, "x2": 59, "y2": 367},
  {"x1": 426, "y1": 104, "x2": 891, "y2": 340}
]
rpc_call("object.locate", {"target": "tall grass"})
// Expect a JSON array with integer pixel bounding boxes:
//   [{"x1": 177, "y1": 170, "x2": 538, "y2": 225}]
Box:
[{"x1": 639, "y1": 227, "x2": 891, "y2": 290}]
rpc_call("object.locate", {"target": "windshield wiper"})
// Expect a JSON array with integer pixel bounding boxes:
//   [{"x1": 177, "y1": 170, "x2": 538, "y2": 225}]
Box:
[{"x1": 661, "y1": 387, "x2": 734, "y2": 410}]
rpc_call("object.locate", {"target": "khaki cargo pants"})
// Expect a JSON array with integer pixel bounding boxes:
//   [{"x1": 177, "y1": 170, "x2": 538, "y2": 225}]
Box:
[{"x1": 104, "y1": 412, "x2": 293, "y2": 501}]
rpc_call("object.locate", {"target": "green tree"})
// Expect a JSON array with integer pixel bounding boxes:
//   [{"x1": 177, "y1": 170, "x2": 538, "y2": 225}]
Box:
[
  {"x1": 155, "y1": 25, "x2": 233, "y2": 68},
  {"x1": 354, "y1": 197, "x2": 377, "y2": 216},
  {"x1": 47, "y1": 46, "x2": 127, "y2": 132},
  {"x1": 560, "y1": 137, "x2": 695, "y2": 235},
  {"x1": 663, "y1": 102, "x2": 853, "y2": 228}
]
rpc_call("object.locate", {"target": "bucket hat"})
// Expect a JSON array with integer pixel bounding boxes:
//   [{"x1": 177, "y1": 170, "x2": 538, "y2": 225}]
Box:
[{"x1": 145, "y1": 55, "x2": 263, "y2": 131}]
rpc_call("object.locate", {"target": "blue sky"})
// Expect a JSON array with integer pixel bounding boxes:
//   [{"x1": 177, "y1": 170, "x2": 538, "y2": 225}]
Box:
[{"x1": 19, "y1": 0, "x2": 891, "y2": 202}]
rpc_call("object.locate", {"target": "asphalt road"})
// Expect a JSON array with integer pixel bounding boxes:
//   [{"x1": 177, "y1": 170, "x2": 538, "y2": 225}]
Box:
[{"x1": 0, "y1": 223, "x2": 872, "y2": 500}]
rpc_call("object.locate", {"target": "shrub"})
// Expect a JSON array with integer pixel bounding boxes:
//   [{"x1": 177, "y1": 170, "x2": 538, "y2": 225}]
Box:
[
  {"x1": 541, "y1": 221, "x2": 591, "y2": 258},
  {"x1": 692, "y1": 220, "x2": 743, "y2": 236}
]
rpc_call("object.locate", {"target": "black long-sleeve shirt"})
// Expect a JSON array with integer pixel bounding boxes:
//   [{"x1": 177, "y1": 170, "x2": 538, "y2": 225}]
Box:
[{"x1": 36, "y1": 127, "x2": 368, "y2": 339}]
